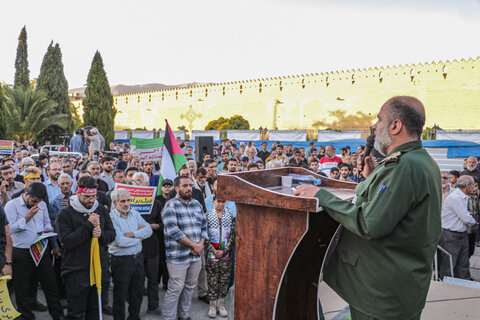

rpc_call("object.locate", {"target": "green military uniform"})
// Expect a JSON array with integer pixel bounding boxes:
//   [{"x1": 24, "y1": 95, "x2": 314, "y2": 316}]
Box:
[{"x1": 315, "y1": 141, "x2": 442, "y2": 320}]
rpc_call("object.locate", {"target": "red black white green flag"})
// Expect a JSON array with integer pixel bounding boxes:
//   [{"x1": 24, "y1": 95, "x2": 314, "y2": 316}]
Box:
[{"x1": 158, "y1": 120, "x2": 187, "y2": 195}]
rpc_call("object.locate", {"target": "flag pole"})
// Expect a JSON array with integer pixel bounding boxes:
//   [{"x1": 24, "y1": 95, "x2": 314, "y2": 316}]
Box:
[{"x1": 98, "y1": 292, "x2": 103, "y2": 320}]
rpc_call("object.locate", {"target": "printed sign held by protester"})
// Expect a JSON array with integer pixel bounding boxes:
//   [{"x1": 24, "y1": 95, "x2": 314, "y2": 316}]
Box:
[
  {"x1": 0, "y1": 140, "x2": 14, "y2": 155},
  {"x1": 116, "y1": 183, "x2": 157, "y2": 214},
  {"x1": 30, "y1": 232, "x2": 57, "y2": 266},
  {"x1": 131, "y1": 138, "x2": 164, "y2": 162}
]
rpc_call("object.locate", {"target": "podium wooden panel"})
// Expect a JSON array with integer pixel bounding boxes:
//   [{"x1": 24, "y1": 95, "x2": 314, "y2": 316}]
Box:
[{"x1": 217, "y1": 167, "x2": 356, "y2": 320}]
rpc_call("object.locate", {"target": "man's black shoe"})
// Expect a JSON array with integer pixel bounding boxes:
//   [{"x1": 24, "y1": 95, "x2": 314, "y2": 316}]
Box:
[
  {"x1": 146, "y1": 307, "x2": 162, "y2": 316},
  {"x1": 198, "y1": 295, "x2": 209, "y2": 304},
  {"x1": 32, "y1": 300, "x2": 48, "y2": 312},
  {"x1": 102, "y1": 305, "x2": 113, "y2": 315}
]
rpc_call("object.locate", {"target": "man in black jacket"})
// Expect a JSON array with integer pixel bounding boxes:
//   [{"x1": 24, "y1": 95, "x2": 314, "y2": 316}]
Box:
[
  {"x1": 155, "y1": 179, "x2": 174, "y2": 289},
  {"x1": 56, "y1": 176, "x2": 116, "y2": 319},
  {"x1": 86, "y1": 161, "x2": 110, "y2": 193},
  {"x1": 0, "y1": 204, "x2": 7, "y2": 274},
  {"x1": 76, "y1": 171, "x2": 112, "y2": 210},
  {"x1": 132, "y1": 172, "x2": 163, "y2": 315},
  {"x1": 289, "y1": 149, "x2": 308, "y2": 169}
]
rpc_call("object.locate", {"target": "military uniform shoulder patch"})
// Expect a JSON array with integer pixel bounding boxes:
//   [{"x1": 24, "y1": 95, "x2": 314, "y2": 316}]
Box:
[{"x1": 380, "y1": 151, "x2": 403, "y2": 165}]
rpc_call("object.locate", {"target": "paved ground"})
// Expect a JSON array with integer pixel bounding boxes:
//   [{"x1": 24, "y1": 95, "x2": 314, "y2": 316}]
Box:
[
  {"x1": 24, "y1": 246, "x2": 480, "y2": 319},
  {"x1": 31, "y1": 281, "x2": 233, "y2": 320},
  {"x1": 469, "y1": 244, "x2": 480, "y2": 281}
]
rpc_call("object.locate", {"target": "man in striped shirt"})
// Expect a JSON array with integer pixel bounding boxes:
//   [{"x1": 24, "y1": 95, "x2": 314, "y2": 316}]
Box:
[{"x1": 161, "y1": 175, "x2": 208, "y2": 320}]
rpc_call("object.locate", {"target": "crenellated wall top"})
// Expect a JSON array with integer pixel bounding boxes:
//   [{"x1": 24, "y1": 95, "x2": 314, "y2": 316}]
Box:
[{"x1": 111, "y1": 56, "x2": 480, "y2": 98}]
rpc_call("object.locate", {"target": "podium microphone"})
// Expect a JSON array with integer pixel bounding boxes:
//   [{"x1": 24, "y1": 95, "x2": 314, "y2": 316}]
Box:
[{"x1": 361, "y1": 135, "x2": 375, "y2": 170}]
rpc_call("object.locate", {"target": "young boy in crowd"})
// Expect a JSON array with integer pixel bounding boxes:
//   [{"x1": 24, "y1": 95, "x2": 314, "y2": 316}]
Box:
[{"x1": 205, "y1": 195, "x2": 236, "y2": 318}]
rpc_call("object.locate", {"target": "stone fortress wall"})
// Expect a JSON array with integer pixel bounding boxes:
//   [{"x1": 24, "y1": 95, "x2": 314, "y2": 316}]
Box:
[{"x1": 72, "y1": 57, "x2": 480, "y2": 131}]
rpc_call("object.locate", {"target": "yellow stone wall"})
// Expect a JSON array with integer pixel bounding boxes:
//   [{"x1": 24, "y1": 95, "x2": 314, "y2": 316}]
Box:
[{"x1": 72, "y1": 57, "x2": 480, "y2": 131}]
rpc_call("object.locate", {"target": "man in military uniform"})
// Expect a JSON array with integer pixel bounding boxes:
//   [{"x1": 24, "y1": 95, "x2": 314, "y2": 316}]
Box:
[{"x1": 296, "y1": 96, "x2": 442, "y2": 320}]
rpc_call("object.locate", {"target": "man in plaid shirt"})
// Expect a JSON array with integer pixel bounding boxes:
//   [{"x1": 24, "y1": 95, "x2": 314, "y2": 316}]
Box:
[{"x1": 161, "y1": 175, "x2": 207, "y2": 320}]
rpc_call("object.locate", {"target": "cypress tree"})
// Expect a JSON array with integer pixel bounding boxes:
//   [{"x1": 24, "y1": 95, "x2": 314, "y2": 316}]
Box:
[
  {"x1": 14, "y1": 26, "x2": 30, "y2": 88},
  {"x1": 83, "y1": 51, "x2": 116, "y2": 145},
  {"x1": 0, "y1": 85, "x2": 6, "y2": 138},
  {"x1": 37, "y1": 42, "x2": 74, "y2": 142}
]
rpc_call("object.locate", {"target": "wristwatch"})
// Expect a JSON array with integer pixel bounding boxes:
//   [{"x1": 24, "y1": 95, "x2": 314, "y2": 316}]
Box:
[{"x1": 5, "y1": 262, "x2": 12, "y2": 266}]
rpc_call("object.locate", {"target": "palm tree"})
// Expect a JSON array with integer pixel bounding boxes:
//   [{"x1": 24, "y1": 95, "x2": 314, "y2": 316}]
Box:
[{"x1": 3, "y1": 85, "x2": 70, "y2": 142}]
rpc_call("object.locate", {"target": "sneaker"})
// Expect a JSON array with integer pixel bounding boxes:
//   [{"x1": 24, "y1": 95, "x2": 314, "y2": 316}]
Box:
[
  {"x1": 217, "y1": 298, "x2": 228, "y2": 317},
  {"x1": 146, "y1": 307, "x2": 162, "y2": 316},
  {"x1": 32, "y1": 300, "x2": 48, "y2": 312},
  {"x1": 208, "y1": 300, "x2": 217, "y2": 318}
]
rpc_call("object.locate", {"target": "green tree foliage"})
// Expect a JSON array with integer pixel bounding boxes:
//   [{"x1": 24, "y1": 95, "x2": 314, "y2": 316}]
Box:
[
  {"x1": 14, "y1": 26, "x2": 30, "y2": 89},
  {"x1": 37, "y1": 42, "x2": 74, "y2": 142},
  {"x1": 71, "y1": 102, "x2": 83, "y2": 129},
  {"x1": 205, "y1": 115, "x2": 250, "y2": 130},
  {"x1": 2, "y1": 85, "x2": 70, "y2": 142},
  {"x1": 83, "y1": 51, "x2": 116, "y2": 144},
  {"x1": 0, "y1": 85, "x2": 6, "y2": 138}
]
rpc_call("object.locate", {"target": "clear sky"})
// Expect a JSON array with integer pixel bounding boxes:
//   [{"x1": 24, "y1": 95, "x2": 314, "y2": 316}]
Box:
[{"x1": 1, "y1": 0, "x2": 480, "y2": 89}]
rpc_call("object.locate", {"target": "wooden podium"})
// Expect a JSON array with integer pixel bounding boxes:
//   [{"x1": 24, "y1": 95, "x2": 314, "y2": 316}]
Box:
[{"x1": 217, "y1": 167, "x2": 356, "y2": 320}]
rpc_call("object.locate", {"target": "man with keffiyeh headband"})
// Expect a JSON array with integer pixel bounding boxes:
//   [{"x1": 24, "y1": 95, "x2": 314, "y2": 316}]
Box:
[{"x1": 56, "y1": 176, "x2": 116, "y2": 320}]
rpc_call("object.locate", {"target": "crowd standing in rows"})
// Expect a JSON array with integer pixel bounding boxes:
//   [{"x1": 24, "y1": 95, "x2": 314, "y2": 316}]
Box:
[{"x1": 0, "y1": 133, "x2": 479, "y2": 320}]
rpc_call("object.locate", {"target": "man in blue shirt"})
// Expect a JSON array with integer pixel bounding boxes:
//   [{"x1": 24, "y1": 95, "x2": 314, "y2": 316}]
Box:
[
  {"x1": 69, "y1": 129, "x2": 84, "y2": 153},
  {"x1": 49, "y1": 174, "x2": 74, "y2": 226},
  {"x1": 141, "y1": 161, "x2": 160, "y2": 187},
  {"x1": 44, "y1": 162, "x2": 62, "y2": 201},
  {"x1": 5, "y1": 183, "x2": 64, "y2": 320},
  {"x1": 109, "y1": 188, "x2": 152, "y2": 320},
  {"x1": 161, "y1": 175, "x2": 208, "y2": 320}
]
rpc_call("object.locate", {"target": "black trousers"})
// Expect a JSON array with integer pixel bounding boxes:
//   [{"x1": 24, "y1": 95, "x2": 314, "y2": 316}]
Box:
[
  {"x1": 158, "y1": 241, "x2": 169, "y2": 289},
  {"x1": 63, "y1": 271, "x2": 108, "y2": 320},
  {"x1": 12, "y1": 247, "x2": 64, "y2": 320},
  {"x1": 439, "y1": 229, "x2": 470, "y2": 279},
  {"x1": 144, "y1": 255, "x2": 159, "y2": 310},
  {"x1": 111, "y1": 253, "x2": 144, "y2": 320},
  {"x1": 468, "y1": 232, "x2": 476, "y2": 258},
  {"x1": 158, "y1": 252, "x2": 169, "y2": 289}
]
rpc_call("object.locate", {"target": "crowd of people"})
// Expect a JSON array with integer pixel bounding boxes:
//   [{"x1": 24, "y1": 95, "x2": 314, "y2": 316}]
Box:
[
  {"x1": 438, "y1": 156, "x2": 480, "y2": 280},
  {"x1": 0, "y1": 132, "x2": 479, "y2": 320}
]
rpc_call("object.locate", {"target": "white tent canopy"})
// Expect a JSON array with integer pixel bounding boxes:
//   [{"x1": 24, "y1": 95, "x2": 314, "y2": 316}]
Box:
[
  {"x1": 269, "y1": 130, "x2": 306, "y2": 141},
  {"x1": 131, "y1": 130, "x2": 155, "y2": 139},
  {"x1": 114, "y1": 130, "x2": 129, "y2": 140},
  {"x1": 317, "y1": 130, "x2": 362, "y2": 141},
  {"x1": 191, "y1": 130, "x2": 221, "y2": 140},
  {"x1": 157, "y1": 130, "x2": 186, "y2": 140},
  {"x1": 226, "y1": 130, "x2": 261, "y2": 141},
  {"x1": 436, "y1": 131, "x2": 480, "y2": 145}
]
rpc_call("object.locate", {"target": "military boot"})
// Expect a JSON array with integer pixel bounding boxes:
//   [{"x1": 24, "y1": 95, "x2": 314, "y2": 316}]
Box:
[
  {"x1": 217, "y1": 298, "x2": 228, "y2": 317},
  {"x1": 208, "y1": 299, "x2": 217, "y2": 318}
]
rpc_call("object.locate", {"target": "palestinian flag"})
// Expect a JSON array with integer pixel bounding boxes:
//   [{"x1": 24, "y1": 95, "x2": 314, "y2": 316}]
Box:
[{"x1": 158, "y1": 120, "x2": 187, "y2": 195}]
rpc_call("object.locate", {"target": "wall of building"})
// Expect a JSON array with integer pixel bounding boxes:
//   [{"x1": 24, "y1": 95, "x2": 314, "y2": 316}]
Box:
[{"x1": 72, "y1": 57, "x2": 480, "y2": 131}]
